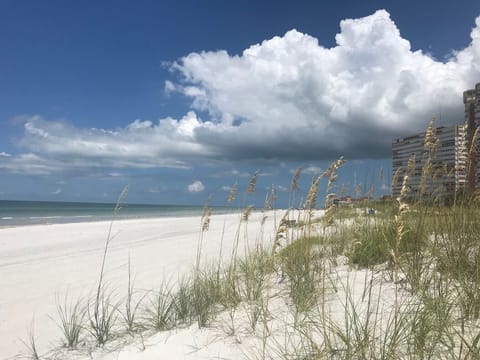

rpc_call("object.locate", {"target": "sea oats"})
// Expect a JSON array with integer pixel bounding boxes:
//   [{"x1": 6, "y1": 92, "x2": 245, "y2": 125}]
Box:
[
  {"x1": 246, "y1": 171, "x2": 259, "y2": 193},
  {"x1": 200, "y1": 198, "x2": 212, "y2": 232},
  {"x1": 325, "y1": 157, "x2": 346, "y2": 195},
  {"x1": 290, "y1": 167, "x2": 302, "y2": 191},
  {"x1": 398, "y1": 175, "x2": 409, "y2": 203},
  {"x1": 272, "y1": 210, "x2": 290, "y2": 255},
  {"x1": 242, "y1": 205, "x2": 254, "y2": 222},
  {"x1": 407, "y1": 154, "x2": 416, "y2": 176},
  {"x1": 201, "y1": 209, "x2": 211, "y2": 232},
  {"x1": 392, "y1": 167, "x2": 402, "y2": 190},
  {"x1": 227, "y1": 182, "x2": 237, "y2": 204},
  {"x1": 392, "y1": 173, "x2": 410, "y2": 327},
  {"x1": 424, "y1": 117, "x2": 436, "y2": 151},
  {"x1": 304, "y1": 176, "x2": 320, "y2": 210},
  {"x1": 264, "y1": 185, "x2": 276, "y2": 210}
]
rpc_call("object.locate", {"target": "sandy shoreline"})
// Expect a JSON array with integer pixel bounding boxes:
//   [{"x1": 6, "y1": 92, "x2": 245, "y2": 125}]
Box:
[{"x1": 0, "y1": 210, "x2": 284, "y2": 359}]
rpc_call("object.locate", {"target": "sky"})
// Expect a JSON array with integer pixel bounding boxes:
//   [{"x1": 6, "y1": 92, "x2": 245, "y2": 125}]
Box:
[{"x1": 1, "y1": 0, "x2": 480, "y2": 207}]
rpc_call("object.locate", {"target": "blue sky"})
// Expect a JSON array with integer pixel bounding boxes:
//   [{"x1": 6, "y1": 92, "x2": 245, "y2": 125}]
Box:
[{"x1": 1, "y1": 0, "x2": 480, "y2": 207}]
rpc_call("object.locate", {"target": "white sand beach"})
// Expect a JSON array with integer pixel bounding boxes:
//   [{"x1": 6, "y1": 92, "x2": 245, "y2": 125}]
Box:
[{"x1": 0, "y1": 211, "x2": 284, "y2": 359}]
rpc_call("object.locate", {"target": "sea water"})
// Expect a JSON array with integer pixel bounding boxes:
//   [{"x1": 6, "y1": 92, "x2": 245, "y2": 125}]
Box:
[{"x1": 0, "y1": 200, "x2": 213, "y2": 227}]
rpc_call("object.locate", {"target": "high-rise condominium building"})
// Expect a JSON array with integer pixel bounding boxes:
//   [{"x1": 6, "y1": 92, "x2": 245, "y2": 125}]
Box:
[
  {"x1": 392, "y1": 83, "x2": 480, "y2": 196},
  {"x1": 392, "y1": 82, "x2": 480, "y2": 199},
  {"x1": 392, "y1": 125, "x2": 467, "y2": 198}
]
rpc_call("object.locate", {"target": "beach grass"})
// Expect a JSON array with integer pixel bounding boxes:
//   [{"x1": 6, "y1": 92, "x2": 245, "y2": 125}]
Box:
[{"x1": 55, "y1": 294, "x2": 86, "y2": 349}]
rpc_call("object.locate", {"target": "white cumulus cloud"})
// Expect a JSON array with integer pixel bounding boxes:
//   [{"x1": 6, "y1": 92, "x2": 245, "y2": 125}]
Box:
[
  {"x1": 188, "y1": 180, "x2": 205, "y2": 193},
  {"x1": 172, "y1": 9, "x2": 480, "y2": 160}
]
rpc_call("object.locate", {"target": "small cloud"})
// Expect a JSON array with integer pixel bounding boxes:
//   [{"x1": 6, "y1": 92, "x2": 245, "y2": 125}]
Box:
[
  {"x1": 188, "y1": 180, "x2": 205, "y2": 193},
  {"x1": 164, "y1": 80, "x2": 176, "y2": 93},
  {"x1": 221, "y1": 185, "x2": 231, "y2": 192},
  {"x1": 303, "y1": 166, "x2": 323, "y2": 175},
  {"x1": 127, "y1": 120, "x2": 152, "y2": 130},
  {"x1": 52, "y1": 188, "x2": 62, "y2": 195},
  {"x1": 276, "y1": 185, "x2": 288, "y2": 192},
  {"x1": 0, "y1": 152, "x2": 11, "y2": 157}
]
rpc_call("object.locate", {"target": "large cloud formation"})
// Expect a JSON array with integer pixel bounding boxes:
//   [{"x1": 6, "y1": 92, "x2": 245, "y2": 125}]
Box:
[{"x1": 2, "y1": 10, "x2": 480, "y2": 174}]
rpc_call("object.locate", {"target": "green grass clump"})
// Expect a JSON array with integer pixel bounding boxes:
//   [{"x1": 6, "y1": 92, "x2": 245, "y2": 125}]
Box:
[
  {"x1": 190, "y1": 271, "x2": 220, "y2": 328},
  {"x1": 172, "y1": 277, "x2": 194, "y2": 324},
  {"x1": 279, "y1": 236, "x2": 323, "y2": 313},
  {"x1": 119, "y1": 260, "x2": 146, "y2": 334},
  {"x1": 350, "y1": 220, "x2": 393, "y2": 268},
  {"x1": 143, "y1": 283, "x2": 176, "y2": 331},
  {"x1": 87, "y1": 288, "x2": 118, "y2": 346},
  {"x1": 55, "y1": 295, "x2": 86, "y2": 349}
]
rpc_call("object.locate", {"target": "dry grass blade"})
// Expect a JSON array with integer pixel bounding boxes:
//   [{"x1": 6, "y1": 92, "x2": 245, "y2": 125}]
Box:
[
  {"x1": 21, "y1": 319, "x2": 41, "y2": 360},
  {"x1": 113, "y1": 185, "x2": 129, "y2": 214},
  {"x1": 121, "y1": 258, "x2": 146, "y2": 333}
]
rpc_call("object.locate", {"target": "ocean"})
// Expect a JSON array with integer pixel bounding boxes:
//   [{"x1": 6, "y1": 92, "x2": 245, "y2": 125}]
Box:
[{"x1": 0, "y1": 200, "x2": 214, "y2": 227}]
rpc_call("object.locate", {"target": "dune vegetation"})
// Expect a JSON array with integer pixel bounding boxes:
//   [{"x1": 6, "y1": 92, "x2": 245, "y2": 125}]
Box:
[{"x1": 20, "y1": 125, "x2": 480, "y2": 360}]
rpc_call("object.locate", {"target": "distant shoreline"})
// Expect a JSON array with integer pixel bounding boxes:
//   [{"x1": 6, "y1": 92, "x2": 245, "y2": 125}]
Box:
[{"x1": 0, "y1": 200, "x2": 232, "y2": 227}]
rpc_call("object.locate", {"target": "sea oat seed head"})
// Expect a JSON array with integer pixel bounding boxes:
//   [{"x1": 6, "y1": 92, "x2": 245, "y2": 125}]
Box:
[
  {"x1": 424, "y1": 117, "x2": 436, "y2": 150},
  {"x1": 291, "y1": 167, "x2": 302, "y2": 191},
  {"x1": 407, "y1": 154, "x2": 416, "y2": 176},
  {"x1": 243, "y1": 205, "x2": 254, "y2": 221},
  {"x1": 247, "y1": 171, "x2": 259, "y2": 193},
  {"x1": 227, "y1": 182, "x2": 237, "y2": 204}
]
